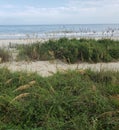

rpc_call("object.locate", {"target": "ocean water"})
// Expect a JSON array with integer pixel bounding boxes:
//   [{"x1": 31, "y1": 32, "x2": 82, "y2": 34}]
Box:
[{"x1": 0, "y1": 24, "x2": 119, "y2": 39}]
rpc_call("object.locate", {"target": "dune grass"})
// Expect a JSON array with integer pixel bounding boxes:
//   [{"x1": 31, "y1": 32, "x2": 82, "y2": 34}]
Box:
[
  {"x1": 17, "y1": 38, "x2": 119, "y2": 63},
  {"x1": 0, "y1": 68, "x2": 119, "y2": 130},
  {"x1": 0, "y1": 48, "x2": 11, "y2": 63}
]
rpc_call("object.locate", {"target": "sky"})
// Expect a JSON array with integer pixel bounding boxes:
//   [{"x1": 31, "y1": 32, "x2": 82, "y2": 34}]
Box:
[{"x1": 0, "y1": 0, "x2": 119, "y2": 25}]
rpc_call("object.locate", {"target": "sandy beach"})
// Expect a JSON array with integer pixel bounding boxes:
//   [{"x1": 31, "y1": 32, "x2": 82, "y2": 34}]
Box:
[
  {"x1": 0, "y1": 38, "x2": 47, "y2": 48},
  {"x1": 0, "y1": 60, "x2": 119, "y2": 77},
  {"x1": 0, "y1": 35, "x2": 119, "y2": 48},
  {"x1": 0, "y1": 37, "x2": 119, "y2": 77}
]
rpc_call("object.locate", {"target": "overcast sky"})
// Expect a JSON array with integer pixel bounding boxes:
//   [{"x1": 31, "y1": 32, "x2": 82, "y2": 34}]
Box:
[{"x1": 0, "y1": 0, "x2": 119, "y2": 25}]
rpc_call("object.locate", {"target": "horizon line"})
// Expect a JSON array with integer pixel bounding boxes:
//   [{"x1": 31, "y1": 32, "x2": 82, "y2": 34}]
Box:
[{"x1": 0, "y1": 23, "x2": 119, "y2": 26}]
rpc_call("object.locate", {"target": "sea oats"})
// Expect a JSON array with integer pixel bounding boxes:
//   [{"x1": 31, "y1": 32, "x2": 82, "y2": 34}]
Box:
[
  {"x1": 92, "y1": 85, "x2": 96, "y2": 92},
  {"x1": 11, "y1": 93, "x2": 30, "y2": 102},
  {"x1": 14, "y1": 80, "x2": 36, "y2": 92},
  {"x1": 98, "y1": 111, "x2": 119, "y2": 118},
  {"x1": 0, "y1": 57, "x2": 2, "y2": 63},
  {"x1": 50, "y1": 85, "x2": 55, "y2": 94},
  {"x1": 14, "y1": 84, "x2": 30, "y2": 92},
  {"x1": 48, "y1": 51, "x2": 54, "y2": 57},
  {"x1": 78, "y1": 69, "x2": 85, "y2": 74},
  {"x1": 29, "y1": 80, "x2": 36, "y2": 85},
  {"x1": 5, "y1": 79, "x2": 13, "y2": 84},
  {"x1": 110, "y1": 95, "x2": 119, "y2": 101}
]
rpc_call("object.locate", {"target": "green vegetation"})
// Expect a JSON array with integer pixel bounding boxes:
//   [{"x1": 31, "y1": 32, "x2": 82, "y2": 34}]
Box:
[
  {"x1": 0, "y1": 68, "x2": 119, "y2": 130},
  {"x1": 0, "y1": 48, "x2": 11, "y2": 63},
  {"x1": 17, "y1": 38, "x2": 119, "y2": 63}
]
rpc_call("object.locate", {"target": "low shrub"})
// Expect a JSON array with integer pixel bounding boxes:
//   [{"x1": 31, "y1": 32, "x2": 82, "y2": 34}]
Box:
[{"x1": 17, "y1": 38, "x2": 119, "y2": 63}]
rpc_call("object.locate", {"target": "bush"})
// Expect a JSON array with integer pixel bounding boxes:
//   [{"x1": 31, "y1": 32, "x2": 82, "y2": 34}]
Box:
[
  {"x1": 17, "y1": 38, "x2": 119, "y2": 63},
  {"x1": 109, "y1": 48, "x2": 119, "y2": 59}
]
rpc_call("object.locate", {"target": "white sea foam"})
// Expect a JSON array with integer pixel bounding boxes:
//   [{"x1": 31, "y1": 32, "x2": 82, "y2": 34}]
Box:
[
  {"x1": 0, "y1": 24, "x2": 119, "y2": 47},
  {"x1": 0, "y1": 24, "x2": 119, "y2": 40}
]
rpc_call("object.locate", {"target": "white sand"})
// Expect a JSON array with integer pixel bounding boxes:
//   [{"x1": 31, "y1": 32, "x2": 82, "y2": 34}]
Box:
[
  {"x1": 0, "y1": 60, "x2": 119, "y2": 77},
  {"x1": 0, "y1": 36, "x2": 119, "y2": 48},
  {"x1": 0, "y1": 38, "x2": 119, "y2": 77},
  {"x1": 0, "y1": 38, "x2": 46, "y2": 48}
]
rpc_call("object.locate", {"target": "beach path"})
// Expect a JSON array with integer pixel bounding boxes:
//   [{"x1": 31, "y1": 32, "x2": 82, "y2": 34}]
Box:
[{"x1": 0, "y1": 60, "x2": 119, "y2": 77}]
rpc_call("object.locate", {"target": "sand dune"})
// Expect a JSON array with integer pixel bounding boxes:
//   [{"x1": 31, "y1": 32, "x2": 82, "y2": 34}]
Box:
[{"x1": 0, "y1": 37, "x2": 119, "y2": 77}]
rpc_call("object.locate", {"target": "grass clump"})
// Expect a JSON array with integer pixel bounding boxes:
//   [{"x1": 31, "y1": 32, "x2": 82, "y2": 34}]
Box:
[
  {"x1": 17, "y1": 38, "x2": 119, "y2": 63},
  {"x1": 0, "y1": 48, "x2": 11, "y2": 63},
  {"x1": 0, "y1": 68, "x2": 119, "y2": 129}
]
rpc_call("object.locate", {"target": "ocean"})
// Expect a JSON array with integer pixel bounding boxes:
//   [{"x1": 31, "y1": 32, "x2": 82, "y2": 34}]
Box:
[{"x1": 0, "y1": 24, "x2": 119, "y2": 40}]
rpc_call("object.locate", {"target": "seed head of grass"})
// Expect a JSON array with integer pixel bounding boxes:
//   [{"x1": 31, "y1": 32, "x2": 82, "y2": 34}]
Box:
[
  {"x1": 14, "y1": 80, "x2": 36, "y2": 92},
  {"x1": 5, "y1": 79, "x2": 13, "y2": 85},
  {"x1": 11, "y1": 93, "x2": 30, "y2": 102},
  {"x1": 29, "y1": 80, "x2": 36, "y2": 85}
]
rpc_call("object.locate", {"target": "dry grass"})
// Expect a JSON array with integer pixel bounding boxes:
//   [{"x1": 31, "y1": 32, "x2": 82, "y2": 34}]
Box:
[
  {"x1": 98, "y1": 111, "x2": 119, "y2": 118},
  {"x1": 11, "y1": 93, "x2": 30, "y2": 102},
  {"x1": 5, "y1": 79, "x2": 13, "y2": 84},
  {"x1": 14, "y1": 80, "x2": 36, "y2": 92},
  {"x1": 0, "y1": 48, "x2": 11, "y2": 62}
]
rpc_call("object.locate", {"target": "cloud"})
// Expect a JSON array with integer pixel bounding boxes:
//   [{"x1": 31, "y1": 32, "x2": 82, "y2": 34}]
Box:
[
  {"x1": 0, "y1": 0, "x2": 119, "y2": 24},
  {"x1": 68, "y1": 0, "x2": 119, "y2": 8},
  {"x1": 0, "y1": 4, "x2": 14, "y2": 9}
]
